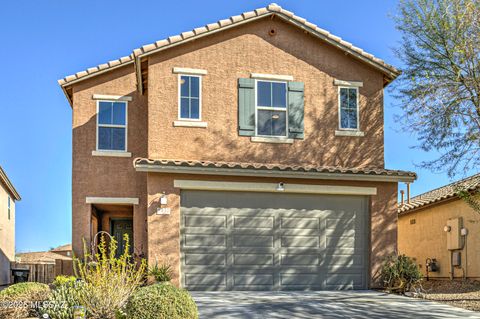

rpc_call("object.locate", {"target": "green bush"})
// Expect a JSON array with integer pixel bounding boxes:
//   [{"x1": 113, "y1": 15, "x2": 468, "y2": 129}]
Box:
[
  {"x1": 148, "y1": 262, "x2": 173, "y2": 283},
  {"x1": 0, "y1": 282, "x2": 50, "y2": 319},
  {"x1": 126, "y1": 283, "x2": 198, "y2": 319},
  {"x1": 39, "y1": 278, "x2": 87, "y2": 319},
  {"x1": 381, "y1": 254, "x2": 422, "y2": 294},
  {"x1": 52, "y1": 275, "x2": 77, "y2": 288}
]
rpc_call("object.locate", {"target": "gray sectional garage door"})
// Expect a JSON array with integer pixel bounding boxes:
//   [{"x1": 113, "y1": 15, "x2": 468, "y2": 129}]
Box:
[{"x1": 180, "y1": 190, "x2": 369, "y2": 291}]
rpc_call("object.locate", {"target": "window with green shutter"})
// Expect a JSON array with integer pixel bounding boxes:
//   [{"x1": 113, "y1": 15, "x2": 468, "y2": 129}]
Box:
[{"x1": 238, "y1": 78, "x2": 304, "y2": 139}]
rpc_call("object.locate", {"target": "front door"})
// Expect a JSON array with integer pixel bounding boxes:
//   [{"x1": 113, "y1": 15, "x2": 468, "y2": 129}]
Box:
[{"x1": 111, "y1": 219, "x2": 134, "y2": 258}]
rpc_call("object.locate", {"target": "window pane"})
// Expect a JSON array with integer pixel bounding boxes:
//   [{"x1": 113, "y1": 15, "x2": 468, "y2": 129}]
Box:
[
  {"x1": 272, "y1": 82, "x2": 286, "y2": 107},
  {"x1": 257, "y1": 110, "x2": 287, "y2": 136},
  {"x1": 341, "y1": 109, "x2": 357, "y2": 129},
  {"x1": 257, "y1": 81, "x2": 271, "y2": 107},
  {"x1": 348, "y1": 88, "x2": 357, "y2": 109},
  {"x1": 98, "y1": 102, "x2": 112, "y2": 124},
  {"x1": 112, "y1": 128, "x2": 126, "y2": 151},
  {"x1": 180, "y1": 98, "x2": 190, "y2": 118},
  {"x1": 180, "y1": 76, "x2": 190, "y2": 97},
  {"x1": 112, "y1": 102, "x2": 126, "y2": 125},
  {"x1": 340, "y1": 88, "x2": 349, "y2": 109},
  {"x1": 98, "y1": 127, "x2": 112, "y2": 150},
  {"x1": 190, "y1": 98, "x2": 200, "y2": 119},
  {"x1": 190, "y1": 76, "x2": 199, "y2": 98}
]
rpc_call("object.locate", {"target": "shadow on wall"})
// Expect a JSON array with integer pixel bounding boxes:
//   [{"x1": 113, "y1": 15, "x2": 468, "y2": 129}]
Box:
[{"x1": 0, "y1": 247, "x2": 12, "y2": 286}]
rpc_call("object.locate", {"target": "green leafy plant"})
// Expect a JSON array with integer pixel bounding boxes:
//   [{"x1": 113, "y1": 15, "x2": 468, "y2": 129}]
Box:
[
  {"x1": 126, "y1": 283, "x2": 198, "y2": 319},
  {"x1": 148, "y1": 262, "x2": 173, "y2": 283},
  {"x1": 74, "y1": 233, "x2": 147, "y2": 319},
  {"x1": 40, "y1": 278, "x2": 87, "y2": 319},
  {"x1": 0, "y1": 282, "x2": 50, "y2": 319},
  {"x1": 381, "y1": 254, "x2": 422, "y2": 294},
  {"x1": 52, "y1": 275, "x2": 77, "y2": 288}
]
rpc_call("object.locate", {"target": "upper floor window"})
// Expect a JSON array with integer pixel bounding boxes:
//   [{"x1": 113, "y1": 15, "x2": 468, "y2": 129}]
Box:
[
  {"x1": 7, "y1": 196, "x2": 10, "y2": 220},
  {"x1": 256, "y1": 80, "x2": 287, "y2": 137},
  {"x1": 339, "y1": 87, "x2": 359, "y2": 130},
  {"x1": 179, "y1": 75, "x2": 201, "y2": 120},
  {"x1": 97, "y1": 101, "x2": 127, "y2": 151}
]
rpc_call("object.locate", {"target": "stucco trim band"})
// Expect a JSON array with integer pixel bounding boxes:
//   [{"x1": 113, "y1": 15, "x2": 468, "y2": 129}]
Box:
[
  {"x1": 174, "y1": 180, "x2": 377, "y2": 195},
  {"x1": 250, "y1": 73, "x2": 294, "y2": 81},
  {"x1": 85, "y1": 197, "x2": 139, "y2": 205},
  {"x1": 92, "y1": 151, "x2": 132, "y2": 157},
  {"x1": 135, "y1": 163, "x2": 416, "y2": 183},
  {"x1": 172, "y1": 67, "x2": 208, "y2": 75},
  {"x1": 92, "y1": 94, "x2": 133, "y2": 101},
  {"x1": 173, "y1": 120, "x2": 208, "y2": 128},
  {"x1": 334, "y1": 79, "x2": 363, "y2": 87},
  {"x1": 335, "y1": 130, "x2": 365, "y2": 137},
  {"x1": 251, "y1": 136, "x2": 294, "y2": 144}
]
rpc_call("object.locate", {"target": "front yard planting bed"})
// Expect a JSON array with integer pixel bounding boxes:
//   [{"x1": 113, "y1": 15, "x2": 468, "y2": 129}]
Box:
[{"x1": 417, "y1": 280, "x2": 480, "y2": 312}]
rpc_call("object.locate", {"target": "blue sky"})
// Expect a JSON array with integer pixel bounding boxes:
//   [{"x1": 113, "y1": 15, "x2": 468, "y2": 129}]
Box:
[{"x1": 0, "y1": 0, "x2": 475, "y2": 252}]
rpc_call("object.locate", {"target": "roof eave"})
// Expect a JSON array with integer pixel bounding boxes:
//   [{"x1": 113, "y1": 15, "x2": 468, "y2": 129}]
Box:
[
  {"x1": 134, "y1": 163, "x2": 416, "y2": 183},
  {"x1": 0, "y1": 168, "x2": 21, "y2": 201}
]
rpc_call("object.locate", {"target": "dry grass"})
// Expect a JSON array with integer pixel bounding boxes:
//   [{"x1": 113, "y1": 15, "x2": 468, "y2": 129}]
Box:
[{"x1": 418, "y1": 280, "x2": 480, "y2": 312}]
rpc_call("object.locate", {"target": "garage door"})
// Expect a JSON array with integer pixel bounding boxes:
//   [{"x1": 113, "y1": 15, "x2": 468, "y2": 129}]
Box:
[{"x1": 180, "y1": 190, "x2": 369, "y2": 291}]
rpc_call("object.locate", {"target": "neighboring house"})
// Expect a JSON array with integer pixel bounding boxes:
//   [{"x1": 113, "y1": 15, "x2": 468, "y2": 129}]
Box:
[
  {"x1": 58, "y1": 4, "x2": 416, "y2": 291},
  {"x1": 50, "y1": 244, "x2": 73, "y2": 257},
  {"x1": 0, "y1": 166, "x2": 21, "y2": 285},
  {"x1": 398, "y1": 174, "x2": 480, "y2": 280},
  {"x1": 16, "y1": 250, "x2": 72, "y2": 264}
]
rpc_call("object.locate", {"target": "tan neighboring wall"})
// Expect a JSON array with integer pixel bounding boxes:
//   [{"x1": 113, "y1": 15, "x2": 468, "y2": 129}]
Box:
[
  {"x1": 398, "y1": 197, "x2": 480, "y2": 279},
  {"x1": 146, "y1": 173, "x2": 399, "y2": 288},
  {"x1": 0, "y1": 182, "x2": 15, "y2": 285}
]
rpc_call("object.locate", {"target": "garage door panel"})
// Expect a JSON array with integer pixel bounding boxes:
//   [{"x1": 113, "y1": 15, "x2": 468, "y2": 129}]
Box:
[
  {"x1": 184, "y1": 215, "x2": 226, "y2": 228},
  {"x1": 181, "y1": 191, "x2": 368, "y2": 291},
  {"x1": 184, "y1": 234, "x2": 226, "y2": 247},
  {"x1": 185, "y1": 253, "x2": 226, "y2": 266},
  {"x1": 233, "y1": 253, "x2": 274, "y2": 266},
  {"x1": 233, "y1": 216, "x2": 274, "y2": 229},
  {"x1": 233, "y1": 235, "x2": 274, "y2": 248}
]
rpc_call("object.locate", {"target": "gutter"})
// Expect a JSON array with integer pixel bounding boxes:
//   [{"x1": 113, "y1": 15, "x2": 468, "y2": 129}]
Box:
[{"x1": 134, "y1": 163, "x2": 416, "y2": 183}]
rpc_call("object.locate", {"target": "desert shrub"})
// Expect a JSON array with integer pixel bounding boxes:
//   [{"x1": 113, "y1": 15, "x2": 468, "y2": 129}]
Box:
[
  {"x1": 381, "y1": 254, "x2": 422, "y2": 294},
  {"x1": 0, "y1": 282, "x2": 50, "y2": 319},
  {"x1": 126, "y1": 283, "x2": 198, "y2": 319},
  {"x1": 39, "y1": 277, "x2": 87, "y2": 319},
  {"x1": 52, "y1": 275, "x2": 77, "y2": 288},
  {"x1": 74, "y1": 234, "x2": 146, "y2": 319},
  {"x1": 148, "y1": 262, "x2": 173, "y2": 283}
]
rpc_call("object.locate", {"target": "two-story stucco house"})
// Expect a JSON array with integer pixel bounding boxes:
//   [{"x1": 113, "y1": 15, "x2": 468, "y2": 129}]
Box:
[
  {"x1": 59, "y1": 4, "x2": 416, "y2": 291},
  {"x1": 0, "y1": 166, "x2": 20, "y2": 286}
]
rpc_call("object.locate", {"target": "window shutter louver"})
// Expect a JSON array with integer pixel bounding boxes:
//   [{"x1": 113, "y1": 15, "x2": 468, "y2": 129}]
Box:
[
  {"x1": 288, "y1": 81, "x2": 305, "y2": 139},
  {"x1": 238, "y1": 78, "x2": 256, "y2": 136}
]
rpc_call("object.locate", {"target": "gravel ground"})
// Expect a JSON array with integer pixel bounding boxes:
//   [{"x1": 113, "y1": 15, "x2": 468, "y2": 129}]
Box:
[{"x1": 416, "y1": 280, "x2": 480, "y2": 312}]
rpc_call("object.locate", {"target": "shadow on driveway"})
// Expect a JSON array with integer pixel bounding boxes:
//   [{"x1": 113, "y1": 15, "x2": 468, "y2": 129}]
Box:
[{"x1": 191, "y1": 290, "x2": 480, "y2": 319}]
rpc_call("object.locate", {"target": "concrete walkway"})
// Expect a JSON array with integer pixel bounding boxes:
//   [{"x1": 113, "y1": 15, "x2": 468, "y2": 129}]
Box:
[{"x1": 191, "y1": 290, "x2": 480, "y2": 319}]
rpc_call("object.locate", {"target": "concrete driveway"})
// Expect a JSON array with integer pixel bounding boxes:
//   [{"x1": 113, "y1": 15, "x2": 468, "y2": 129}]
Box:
[{"x1": 191, "y1": 291, "x2": 480, "y2": 319}]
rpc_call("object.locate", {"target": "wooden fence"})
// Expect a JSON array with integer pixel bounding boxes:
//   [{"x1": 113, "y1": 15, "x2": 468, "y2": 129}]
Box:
[{"x1": 10, "y1": 260, "x2": 73, "y2": 284}]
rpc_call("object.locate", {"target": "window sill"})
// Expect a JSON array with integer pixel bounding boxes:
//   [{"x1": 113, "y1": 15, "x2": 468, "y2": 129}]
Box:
[
  {"x1": 251, "y1": 136, "x2": 294, "y2": 144},
  {"x1": 173, "y1": 120, "x2": 208, "y2": 128},
  {"x1": 92, "y1": 150, "x2": 132, "y2": 157},
  {"x1": 335, "y1": 130, "x2": 365, "y2": 137}
]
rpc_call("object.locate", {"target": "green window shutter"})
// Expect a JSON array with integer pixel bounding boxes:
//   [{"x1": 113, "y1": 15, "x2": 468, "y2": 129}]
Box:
[
  {"x1": 238, "y1": 78, "x2": 255, "y2": 136},
  {"x1": 288, "y1": 81, "x2": 305, "y2": 139}
]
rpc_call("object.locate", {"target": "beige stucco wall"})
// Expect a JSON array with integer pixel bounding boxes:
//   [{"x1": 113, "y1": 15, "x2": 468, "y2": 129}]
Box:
[
  {"x1": 0, "y1": 182, "x2": 15, "y2": 285},
  {"x1": 398, "y1": 198, "x2": 480, "y2": 279},
  {"x1": 147, "y1": 173, "x2": 398, "y2": 288},
  {"x1": 147, "y1": 17, "x2": 386, "y2": 168}
]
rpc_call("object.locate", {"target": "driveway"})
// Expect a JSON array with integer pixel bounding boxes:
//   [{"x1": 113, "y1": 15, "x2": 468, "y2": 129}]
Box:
[{"x1": 191, "y1": 291, "x2": 480, "y2": 319}]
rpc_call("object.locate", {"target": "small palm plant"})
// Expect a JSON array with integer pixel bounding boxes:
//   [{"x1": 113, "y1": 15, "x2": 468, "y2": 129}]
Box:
[{"x1": 148, "y1": 262, "x2": 173, "y2": 283}]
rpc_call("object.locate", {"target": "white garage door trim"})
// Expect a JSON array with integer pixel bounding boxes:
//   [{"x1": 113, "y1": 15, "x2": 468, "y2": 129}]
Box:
[{"x1": 174, "y1": 180, "x2": 377, "y2": 195}]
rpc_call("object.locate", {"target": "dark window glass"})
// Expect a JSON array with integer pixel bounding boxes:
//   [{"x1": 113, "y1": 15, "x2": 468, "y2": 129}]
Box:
[
  {"x1": 98, "y1": 101, "x2": 112, "y2": 124},
  {"x1": 272, "y1": 82, "x2": 286, "y2": 107},
  {"x1": 112, "y1": 102, "x2": 126, "y2": 125},
  {"x1": 98, "y1": 127, "x2": 112, "y2": 150},
  {"x1": 257, "y1": 110, "x2": 287, "y2": 136},
  {"x1": 257, "y1": 81, "x2": 271, "y2": 107},
  {"x1": 339, "y1": 88, "x2": 358, "y2": 129},
  {"x1": 180, "y1": 75, "x2": 200, "y2": 119}
]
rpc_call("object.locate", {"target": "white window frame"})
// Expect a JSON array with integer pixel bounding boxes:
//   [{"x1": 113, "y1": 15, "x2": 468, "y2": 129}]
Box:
[
  {"x1": 96, "y1": 100, "x2": 128, "y2": 152},
  {"x1": 254, "y1": 79, "x2": 288, "y2": 138},
  {"x1": 338, "y1": 86, "x2": 360, "y2": 131},
  {"x1": 178, "y1": 74, "x2": 202, "y2": 121}
]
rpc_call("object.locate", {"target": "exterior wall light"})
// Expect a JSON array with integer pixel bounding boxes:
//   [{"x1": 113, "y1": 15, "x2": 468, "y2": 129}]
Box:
[
  {"x1": 444, "y1": 225, "x2": 451, "y2": 232},
  {"x1": 160, "y1": 192, "x2": 168, "y2": 205},
  {"x1": 276, "y1": 182, "x2": 285, "y2": 192}
]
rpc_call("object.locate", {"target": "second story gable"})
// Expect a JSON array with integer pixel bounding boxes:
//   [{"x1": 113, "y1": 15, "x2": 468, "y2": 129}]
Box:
[{"x1": 60, "y1": 4, "x2": 400, "y2": 170}]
